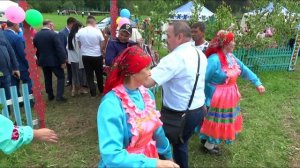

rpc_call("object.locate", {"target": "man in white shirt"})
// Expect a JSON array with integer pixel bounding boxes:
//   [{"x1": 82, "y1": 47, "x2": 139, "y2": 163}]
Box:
[
  {"x1": 191, "y1": 22, "x2": 209, "y2": 53},
  {"x1": 76, "y1": 15, "x2": 105, "y2": 97},
  {"x1": 144, "y1": 21, "x2": 207, "y2": 168}
]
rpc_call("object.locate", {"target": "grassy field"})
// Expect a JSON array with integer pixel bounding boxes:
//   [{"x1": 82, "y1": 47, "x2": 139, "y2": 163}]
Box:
[
  {"x1": 37, "y1": 13, "x2": 108, "y2": 31},
  {"x1": 1, "y1": 14, "x2": 300, "y2": 167},
  {"x1": 1, "y1": 65, "x2": 300, "y2": 167}
]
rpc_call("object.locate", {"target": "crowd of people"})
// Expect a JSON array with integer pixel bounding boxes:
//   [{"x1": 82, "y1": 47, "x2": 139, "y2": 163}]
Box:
[{"x1": 0, "y1": 15, "x2": 266, "y2": 168}]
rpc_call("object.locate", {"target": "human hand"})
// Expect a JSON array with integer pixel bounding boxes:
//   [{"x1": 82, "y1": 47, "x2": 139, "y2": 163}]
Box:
[
  {"x1": 157, "y1": 159, "x2": 179, "y2": 168},
  {"x1": 61, "y1": 63, "x2": 66, "y2": 69},
  {"x1": 101, "y1": 29, "x2": 109, "y2": 41},
  {"x1": 34, "y1": 128, "x2": 58, "y2": 143},
  {"x1": 13, "y1": 70, "x2": 20, "y2": 79},
  {"x1": 256, "y1": 85, "x2": 265, "y2": 95},
  {"x1": 154, "y1": 51, "x2": 160, "y2": 63}
]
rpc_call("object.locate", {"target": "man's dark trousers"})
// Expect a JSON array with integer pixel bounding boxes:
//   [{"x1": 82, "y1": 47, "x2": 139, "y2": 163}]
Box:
[
  {"x1": 42, "y1": 66, "x2": 65, "y2": 99},
  {"x1": 82, "y1": 56, "x2": 103, "y2": 96}
]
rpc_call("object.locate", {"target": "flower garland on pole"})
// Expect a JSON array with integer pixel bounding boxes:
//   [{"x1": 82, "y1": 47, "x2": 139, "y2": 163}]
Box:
[
  {"x1": 110, "y1": 0, "x2": 118, "y2": 39},
  {"x1": 18, "y1": 0, "x2": 46, "y2": 128}
]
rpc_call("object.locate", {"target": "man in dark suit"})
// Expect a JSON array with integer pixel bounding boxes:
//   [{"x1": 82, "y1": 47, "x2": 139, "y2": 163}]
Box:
[
  {"x1": 0, "y1": 29, "x2": 20, "y2": 100},
  {"x1": 4, "y1": 21, "x2": 33, "y2": 96},
  {"x1": 33, "y1": 20, "x2": 67, "y2": 102},
  {"x1": 58, "y1": 17, "x2": 77, "y2": 87}
]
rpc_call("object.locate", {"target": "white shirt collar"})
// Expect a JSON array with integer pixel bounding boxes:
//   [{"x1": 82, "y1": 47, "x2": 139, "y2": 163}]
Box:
[
  {"x1": 7, "y1": 28, "x2": 17, "y2": 34},
  {"x1": 173, "y1": 41, "x2": 193, "y2": 52},
  {"x1": 42, "y1": 27, "x2": 51, "y2": 30}
]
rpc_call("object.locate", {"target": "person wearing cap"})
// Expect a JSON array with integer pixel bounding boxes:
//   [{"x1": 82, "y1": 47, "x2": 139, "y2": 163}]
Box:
[{"x1": 105, "y1": 23, "x2": 138, "y2": 67}]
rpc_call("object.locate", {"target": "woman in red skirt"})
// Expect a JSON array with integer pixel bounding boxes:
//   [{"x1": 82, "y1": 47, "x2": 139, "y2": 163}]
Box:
[{"x1": 200, "y1": 30, "x2": 265, "y2": 155}]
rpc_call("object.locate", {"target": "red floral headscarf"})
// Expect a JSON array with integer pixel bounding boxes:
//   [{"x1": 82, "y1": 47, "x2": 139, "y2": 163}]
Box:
[
  {"x1": 103, "y1": 46, "x2": 152, "y2": 95},
  {"x1": 205, "y1": 30, "x2": 235, "y2": 67}
]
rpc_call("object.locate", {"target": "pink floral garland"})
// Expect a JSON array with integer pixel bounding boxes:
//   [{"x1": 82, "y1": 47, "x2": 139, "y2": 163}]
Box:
[{"x1": 113, "y1": 85, "x2": 162, "y2": 147}]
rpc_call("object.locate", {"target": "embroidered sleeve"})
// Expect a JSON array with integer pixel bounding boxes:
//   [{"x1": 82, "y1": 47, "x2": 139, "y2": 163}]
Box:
[{"x1": 0, "y1": 115, "x2": 34, "y2": 155}]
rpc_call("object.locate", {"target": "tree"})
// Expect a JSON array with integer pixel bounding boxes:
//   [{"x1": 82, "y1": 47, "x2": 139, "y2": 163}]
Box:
[
  {"x1": 235, "y1": 0, "x2": 300, "y2": 49},
  {"x1": 205, "y1": 1, "x2": 235, "y2": 40},
  {"x1": 189, "y1": 0, "x2": 206, "y2": 25},
  {"x1": 84, "y1": 0, "x2": 100, "y2": 10},
  {"x1": 39, "y1": 1, "x2": 60, "y2": 13},
  {"x1": 62, "y1": 1, "x2": 76, "y2": 10},
  {"x1": 73, "y1": 0, "x2": 85, "y2": 9},
  {"x1": 142, "y1": 0, "x2": 181, "y2": 48}
]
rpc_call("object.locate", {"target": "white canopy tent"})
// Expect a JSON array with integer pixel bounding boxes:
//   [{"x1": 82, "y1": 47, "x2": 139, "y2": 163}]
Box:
[
  {"x1": 0, "y1": 0, "x2": 18, "y2": 22},
  {"x1": 170, "y1": 1, "x2": 214, "y2": 21},
  {"x1": 241, "y1": 2, "x2": 290, "y2": 28}
]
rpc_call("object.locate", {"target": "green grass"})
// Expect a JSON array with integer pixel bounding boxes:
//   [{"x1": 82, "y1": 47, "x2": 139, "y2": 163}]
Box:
[
  {"x1": 38, "y1": 13, "x2": 107, "y2": 31},
  {"x1": 1, "y1": 66, "x2": 300, "y2": 167},
  {"x1": 1, "y1": 13, "x2": 300, "y2": 167}
]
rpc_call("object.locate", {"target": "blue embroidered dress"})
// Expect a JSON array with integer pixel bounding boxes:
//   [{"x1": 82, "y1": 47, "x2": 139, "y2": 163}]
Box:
[{"x1": 97, "y1": 85, "x2": 172, "y2": 168}]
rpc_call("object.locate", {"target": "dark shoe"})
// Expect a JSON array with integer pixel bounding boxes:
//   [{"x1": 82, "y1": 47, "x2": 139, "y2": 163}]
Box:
[
  {"x1": 214, "y1": 145, "x2": 220, "y2": 151},
  {"x1": 48, "y1": 95, "x2": 55, "y2": 101},
  {"x1": 203, "y1": 147, "x2": 221, "y2": 156},
  {"x1": 91, "y1": 92, "x2": 96, "y2": 97},
  {"x1": 201, "y1": 139, "x2": 207, "y2": 145},
  {"x1": 56, "y1": 97, "x2": 67, "y2": 102}
]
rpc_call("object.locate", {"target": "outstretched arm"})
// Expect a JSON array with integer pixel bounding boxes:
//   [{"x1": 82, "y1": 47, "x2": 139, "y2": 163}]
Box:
[
  {"x1": 235, "y1": 56, "x2": 265, "y2": 94},
  {"x1": 0, "y1": 115, "x2": 57, "y2": 155}
]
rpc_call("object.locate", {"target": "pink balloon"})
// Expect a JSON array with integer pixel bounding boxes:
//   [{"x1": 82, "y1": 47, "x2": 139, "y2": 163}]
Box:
[
  {"x1": 5, "y1": 6, "x2": 25, "y2": 24},
  {"x1": 118, "y1": 17, "x2": 130, "y2": 27}
]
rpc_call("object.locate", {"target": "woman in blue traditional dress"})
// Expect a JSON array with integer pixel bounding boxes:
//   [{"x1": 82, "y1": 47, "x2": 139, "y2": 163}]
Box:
[
  {"x1": 97, "y1": 46, "x2": 179, "y2": 168},
  {"x1": 200, "y1": 30, "x2": 266, "y2": 155}
]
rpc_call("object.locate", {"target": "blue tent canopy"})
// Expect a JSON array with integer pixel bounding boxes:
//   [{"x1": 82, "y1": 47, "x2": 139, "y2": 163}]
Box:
[{"x1": 170, "y1": 1, "x2": 214, "y2": 21}]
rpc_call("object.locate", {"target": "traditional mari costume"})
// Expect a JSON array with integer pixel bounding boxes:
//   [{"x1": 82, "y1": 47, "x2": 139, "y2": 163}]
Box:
[
  {"x1": 200, "y1": 31, "x2": 262, "y2": 144},
  {"x1": 98, "y1": 46, "x2": 172, "y2": 167}
]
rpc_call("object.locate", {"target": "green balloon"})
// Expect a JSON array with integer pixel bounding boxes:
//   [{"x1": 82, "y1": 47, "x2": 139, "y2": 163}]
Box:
[{"x1": 25, "y1": 9, "x2": 43, "y2": 27}]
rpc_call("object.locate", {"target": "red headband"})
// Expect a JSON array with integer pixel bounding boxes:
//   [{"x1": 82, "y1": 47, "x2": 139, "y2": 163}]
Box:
[
  {"x1": 217, "y1": 30, "x2": 234, "y2": 47},
  {"x1": 103, "y1": 46, "x2": 152, "y2": 95},
  {"x1": 205, "y1": 30, "x2": 235, "y2": 67}
]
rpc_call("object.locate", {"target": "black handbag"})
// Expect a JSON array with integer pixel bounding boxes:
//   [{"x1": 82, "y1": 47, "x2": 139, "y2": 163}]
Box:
[{"x1": 161, "y1": 48, "x2": 201, "y2": 144}]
